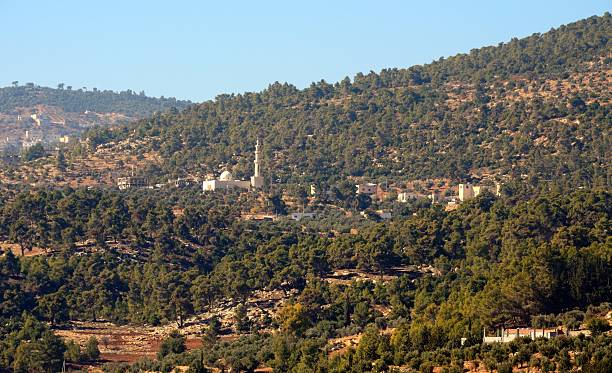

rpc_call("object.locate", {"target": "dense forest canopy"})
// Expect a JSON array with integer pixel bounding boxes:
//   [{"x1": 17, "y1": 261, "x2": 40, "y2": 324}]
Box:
[
  {"x1": 0, "y1": 184, "x2": 610, "y2": 371},
  {"x1": 0, "y1": 185, "x2": 609, "y2": 323}
]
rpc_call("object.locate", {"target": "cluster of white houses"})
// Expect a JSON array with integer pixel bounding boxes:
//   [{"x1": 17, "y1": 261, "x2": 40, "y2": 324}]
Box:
[
  {"x1": 0, "y1": 113, "x2": 74, "y2": 153},
  {"x1": 115, "y1": 138, "x2": 501, "y2": 218},
  {"x1": 356, "y1": 181, "x2": 501, "y2": 206}
]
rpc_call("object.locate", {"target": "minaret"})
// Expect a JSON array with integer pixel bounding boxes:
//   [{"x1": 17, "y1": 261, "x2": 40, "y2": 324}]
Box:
[
  {"x1": 251, "y1": 139, "x2": 264, "y2": 188},
  {"x1": 254, "y1": 139, "x2": 261, "y2": 177}
]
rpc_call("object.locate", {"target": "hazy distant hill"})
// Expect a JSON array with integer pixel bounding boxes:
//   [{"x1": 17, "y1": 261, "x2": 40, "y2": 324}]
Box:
[
  {"x1": 0, "y1": 84, "x2": 191, "y2": 115},
  {"x1": 82, "y1": 14, "x2": 610, "y2": 188},
  {"x1": 0, "y1": 84, "x2": 191, "y2": 152}
]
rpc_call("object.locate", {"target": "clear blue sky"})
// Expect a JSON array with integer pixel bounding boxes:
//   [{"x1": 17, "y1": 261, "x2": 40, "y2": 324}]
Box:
[{"x1": 1, "y1": 1, "x2": 608, "y2": 102}]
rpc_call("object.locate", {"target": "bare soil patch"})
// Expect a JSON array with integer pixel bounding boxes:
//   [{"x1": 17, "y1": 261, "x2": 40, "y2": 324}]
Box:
[{"x1": 55, "y1": 321, "x2": 202, "y2": 363}]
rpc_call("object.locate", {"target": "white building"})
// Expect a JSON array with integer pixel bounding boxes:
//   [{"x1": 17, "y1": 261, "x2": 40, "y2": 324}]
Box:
[
  {"x1": 397, "y1": 192, "x2": 426, "y2": 203},
  {"x1": 377, "y1": 210, "x2": 392, "y2": 219},
  {"x1": 30, "y1": 113, "x2": 43, "y2": 126},
  {"x1": 482, "y1": 327, "x2": 564, "y2": 344},
  {"x1": 173, "y1": 178, "x2": 188, "y2": 188},
  {"x1": 203, "y1": 140, "x2": 264, "y2": 192},
  {"x1": 117, "y1": 176, "x2": 147, "y2": 190},
  {"x1": 291, "y1": 212, "x2": 316, "y2": 221},
  {"x1": 458, "y1": 182, "x2": 501, "y2": 202},
  {"x1": 22, "y1": 130, "x2": 42, "y2": 150},
  {"x1": 458, "y1": 183, "x2": 474, "y2": 202},
  {"x1": 356, "y1": 183, "x2": 377, "y2": 195},
  {"x1": 202, "y1": 170, "x2": 251, "y2": 191},
  {"x1": 360, "y1": 210, "x2": 392, "y2": 220}
]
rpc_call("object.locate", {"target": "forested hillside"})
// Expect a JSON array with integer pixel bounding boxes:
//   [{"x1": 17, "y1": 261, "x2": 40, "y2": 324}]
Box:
[
  {"x1": 82, "y1": 14, "x2": 610, "y2": 187},
  {"x1": 0, "y1": 13, "x2": 610, "y2": 373}
]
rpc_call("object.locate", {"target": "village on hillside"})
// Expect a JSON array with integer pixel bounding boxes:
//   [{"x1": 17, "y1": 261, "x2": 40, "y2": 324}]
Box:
[{"x1": 112, "y1": 137, "x2": 504, "y2": 224}]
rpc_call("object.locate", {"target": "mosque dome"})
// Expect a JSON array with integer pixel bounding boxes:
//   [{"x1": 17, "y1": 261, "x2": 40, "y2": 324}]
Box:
[{"x1": 219, "y1": 170, "x2": 233, "y2": 181}]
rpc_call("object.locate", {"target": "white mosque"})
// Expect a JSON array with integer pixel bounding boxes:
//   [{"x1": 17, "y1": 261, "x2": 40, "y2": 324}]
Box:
[{"x1": 202, "y1": 139, "x2": 264, "y2": 192}]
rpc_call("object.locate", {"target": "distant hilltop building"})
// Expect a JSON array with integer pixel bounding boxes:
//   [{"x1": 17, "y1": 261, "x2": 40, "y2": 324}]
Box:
[
  {"x1": 203, "y1": 139, "x2": 265, "y2": 192},
  {"x1": 290, "y1": 212, "x2": 316, "y2": 221},
  {"x1": 117, "y1": 176, "x2": 147, "y2": 190},
  {"x1": 356, "y1": 182, "x2": 393, "y2": 201},
  {"x1": 397, "y1": 191, "x2": 427, "y2": 203},
  {"x1": 356, "y1": 183, "x2": 378, "y2": 196},
  {"x1": 173, "y1": 178, "x2": 188, "y2": 188},
  {"x1": 22, "y1": 130, "x2": 42, "y2": 150},
  {"x1": 30, "y1": 113, "x2": 43, "y2": 126},
  {"x1": 376, "y1": 210, "x2": 392, "y2": 219},
  {"x1": 458, "y1": 182, "x2": 501, "y2": 202},
  {"x1": 360, "y1": 209, "x2": 392, "y2": 220}
]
